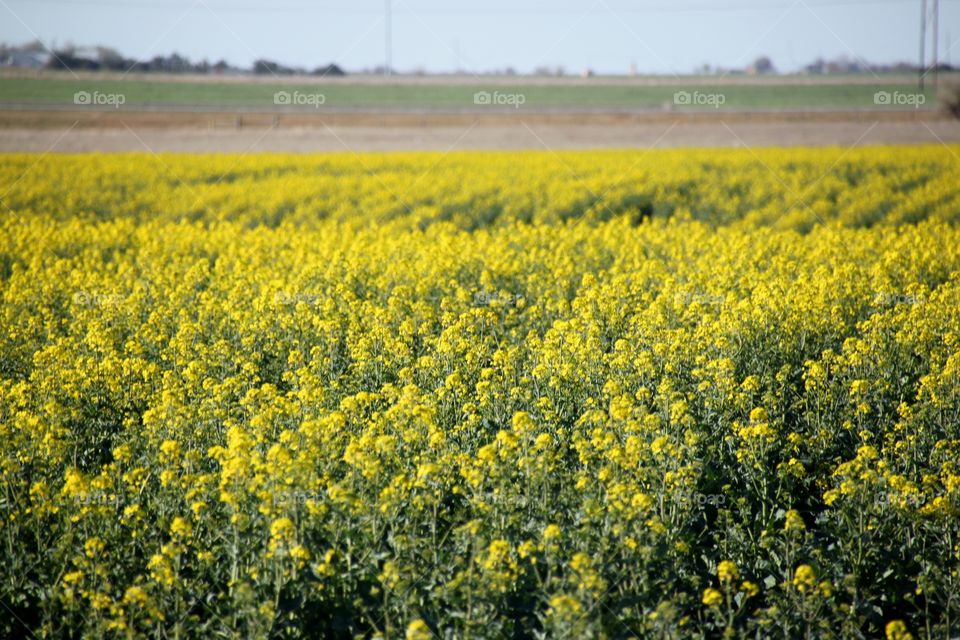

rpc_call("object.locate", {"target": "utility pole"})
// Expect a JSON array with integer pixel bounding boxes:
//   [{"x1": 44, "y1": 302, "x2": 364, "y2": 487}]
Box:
[
  {"x1": 385, "y1": 0, "x2": 392, "y2": 76},
  {"x1": 919, "y1": 0, "x2": 926, "y2": 91},
  {"x1": 932, "y1": 0, "x2": 939, "y2": 90}
]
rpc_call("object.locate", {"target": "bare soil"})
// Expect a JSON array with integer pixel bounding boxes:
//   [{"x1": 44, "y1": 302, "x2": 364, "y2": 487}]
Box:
[{"x1": 0, "y1": 109, "x2": 957, "y2": 152}]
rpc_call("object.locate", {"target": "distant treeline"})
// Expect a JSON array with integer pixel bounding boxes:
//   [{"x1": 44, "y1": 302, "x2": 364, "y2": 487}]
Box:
[
  {"x1": 1, "y1": 41, "x2": 955, "y2": 77},
  {"x1": 0, "y1": 42, "x2": 345, "y2": 76}
]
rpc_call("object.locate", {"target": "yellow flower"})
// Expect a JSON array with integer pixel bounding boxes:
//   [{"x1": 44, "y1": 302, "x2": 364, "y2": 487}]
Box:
[
  {"x1": 548, "y1": 594, "x2": 583, "y2": 620},
  {"x1": 818, "y1": 580, "x2": 833, "y2": 598},
  {"x1": 148, "y1": 554, "x2": 175, "y2": 587},
  {"x1": 170, "y1": 516, "x2": 192, "y2": 539},
  {"x1": 534, "y1": 433, "x2": 553, "y2": 450},
  {"x1": 159, "y1": 439, "x2": 180, "y2": 463},
  {"x1": 405, "y1": 619, "x2": 432, "y2": 640},
  {"x1": 784, "y1": 509, "x2": 805, "y2": 532},
  {"x1": 650, "y1": 436, "x2": 670, "y2": 456},
  {"x1": 63, "y1": 570, "x2": 84, "y2": 585},
  {"x1": 313, "y1": 549, "x2": 337, "y2": 578},
  {"x1": 122, "y1": 586, "x2": 148, "y2": 608},
  {"x1": 84, "y1": 537, "x2": 105, "y2": 558},
  {"x1": 113, "y1": 444, "x2": 132, "y2": 463},
  {"x1": 416, "y1": 462, "x2": 439, "y2": 481},
  {"x1": 62, "y1": 468, "x2": 88, "y2": 499},
  {"x1": 496, "y1": 429, "x2": 518, "y2": 450},
  {"x1": 89, "y1": 592, "x2": 112, "y2": 610},
  {"x1": 885, "y1": 620, "x2": 913, "y2": 640},
  {"x1": 717, "y1": 560, "x2": 739, "y2": 584},
  {"x1": 477, "y1": 444, "x2": 497, "y2": 463},
  {"x1": 793, "y1": 565, "x2": 817, "y2": 593},
  {"x1": 8, "y1": 145, "x2": 960, "y2": 637},
  {"x1": 290, "y1": 545, "x2": 311, "y2": 567},
  {"x1": 631, "y1": 492, "x2": 653, "y2": 511},
  {"x1": 542, "y1": 524, "x2": 561, "y2": 541},
  {"x1": 511, "y1": 411, "x2": 535, "y2": 436},
  {"x1": 702, "y1": 588, "x2": 723, "y2": 607},
  {"x1": 483, "y1": 540, "x2": 511, "y2": 569},
  {"x1": 570, "y1": 552, "x2": 606, "y2": 593},
  {"x1": 379, "y1": 561, "x2": 402, "y2": 590},
  {"x1": 850, "y1": 379, "x2": 869, "y2": 396},
  {"x1": 159, "y1": 469, "x2": 177, "y2": 488},
  {"x1": 270, "y1": 517, "x2": 296, "y2": 543}
]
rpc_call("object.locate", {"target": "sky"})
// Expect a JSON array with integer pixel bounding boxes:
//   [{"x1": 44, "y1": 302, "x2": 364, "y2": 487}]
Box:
[{"x1": 1, "y1": 0, "x2": 958, "y2": 74}]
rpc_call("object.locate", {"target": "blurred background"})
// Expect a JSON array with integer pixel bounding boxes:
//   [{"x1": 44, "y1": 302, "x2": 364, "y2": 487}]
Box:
[{"x1": 1, "y1": 0, "x2": 958, "y2": 151}]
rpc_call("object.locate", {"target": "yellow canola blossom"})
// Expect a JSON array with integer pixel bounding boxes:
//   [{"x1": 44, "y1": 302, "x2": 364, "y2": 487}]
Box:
[{"x1": 1, "y1": 148, "x2": 959, "y2": 639}]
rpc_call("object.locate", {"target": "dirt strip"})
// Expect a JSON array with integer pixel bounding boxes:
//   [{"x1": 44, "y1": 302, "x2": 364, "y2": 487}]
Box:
[{"x1": 0, "y1": 110, "x2": 957, "y2": 152}]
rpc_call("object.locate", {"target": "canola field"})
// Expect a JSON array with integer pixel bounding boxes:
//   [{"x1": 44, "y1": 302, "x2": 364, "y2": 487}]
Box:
[{"x1": 2, "y1": 147, "x2": 960, "y2": 639}]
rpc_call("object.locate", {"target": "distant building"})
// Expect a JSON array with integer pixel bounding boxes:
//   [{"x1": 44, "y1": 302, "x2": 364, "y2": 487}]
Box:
[
  {"x1": 72, "y1": 47, "x2": 100, "y2": 61},
  {"x1": 803, "y1": 56, "x2": 862, "y2": 74},
  {"x1": 1, "y1": 50, "x2": 51, "y2": 69},
  {"x1": 826, "y1": 58, "x2": 862, "y2": 74}
]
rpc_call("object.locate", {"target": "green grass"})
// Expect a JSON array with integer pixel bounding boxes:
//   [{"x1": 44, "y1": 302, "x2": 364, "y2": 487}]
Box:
[{"x1": 0, "y1": 76, "x2": 941, "y2": 110}]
